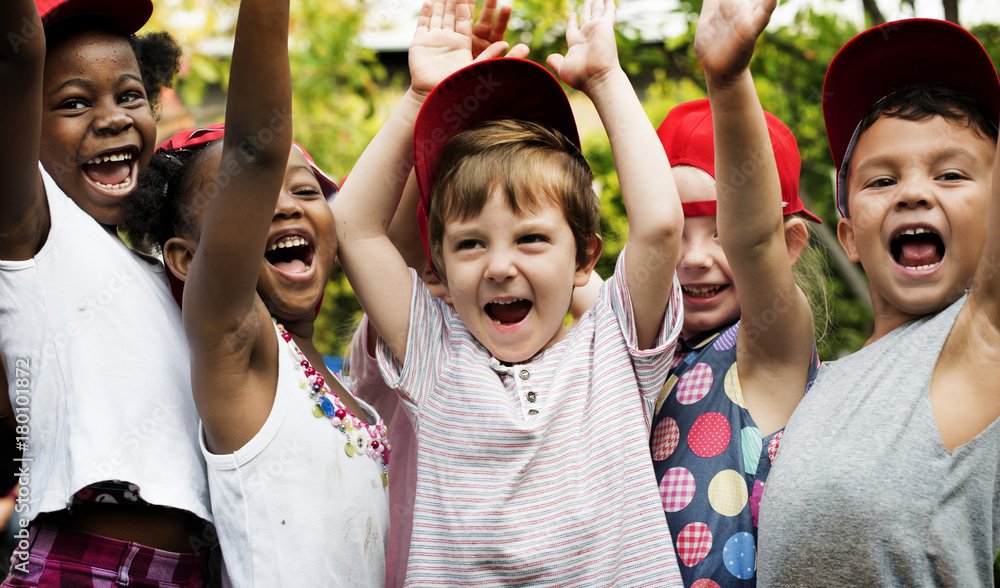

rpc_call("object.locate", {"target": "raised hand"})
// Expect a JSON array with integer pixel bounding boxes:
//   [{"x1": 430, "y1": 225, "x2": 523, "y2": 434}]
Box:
[
  {"x1": 546, "y1": 0, "x2": 620, "y2": 95},
  {"x1": 409, "y1": 0, "x2": 509, "y2": 97},
  {"x1": 694, "y1": 0, "x2": 776, "y2": 84},
  {"x1": 470, "y1": 0, "x2": 513, "y2": 57}
]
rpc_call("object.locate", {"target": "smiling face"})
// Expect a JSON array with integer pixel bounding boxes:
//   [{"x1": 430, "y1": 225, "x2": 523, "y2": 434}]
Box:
[
  {"x1": 184, "y1": 147, "x2": 336, "y2": 322},
  {"x1": 441, "y1": 187, "x2": 594, "y2": 363},
  {"x1": 839, "y1": 115, "x2": 995, "y2": 332},
  {"x1": 673, "y1": 166, "x2": 741, "y2": 337},
  {"x1": 39, "y1": 27, "x2": 156, "y2": 226},
  {"x1": 256, "y1": 149, "x2": 337, "y2": 321}
]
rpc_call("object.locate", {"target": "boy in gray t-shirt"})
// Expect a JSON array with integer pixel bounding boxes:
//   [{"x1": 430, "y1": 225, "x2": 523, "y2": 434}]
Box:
[{"x1": 757, "y1": 18, "x2": 1000, "y2": 587}]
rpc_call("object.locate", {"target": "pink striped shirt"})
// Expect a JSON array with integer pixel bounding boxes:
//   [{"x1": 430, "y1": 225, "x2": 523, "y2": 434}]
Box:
[{"x1": 376, "y1": 253, "x2": 684, "y2": 587}]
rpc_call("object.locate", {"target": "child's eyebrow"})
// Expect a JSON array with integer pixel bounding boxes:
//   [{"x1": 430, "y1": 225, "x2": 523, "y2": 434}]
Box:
[
  {"x1": 48, "y1": 73, "x2": 145, "y2": 97},
  {"x1": 854, "y1": 147, "x2": 984, "y2": 178},
  {"x1": 48, "y1": 77, "x2": 94, "y2": 96},
  {"x1": 925, "y1": 147, "x2": 987, "y2": 167},
  {"x1": 118, "y1": 73, "x2": 145, "y2": 86}
]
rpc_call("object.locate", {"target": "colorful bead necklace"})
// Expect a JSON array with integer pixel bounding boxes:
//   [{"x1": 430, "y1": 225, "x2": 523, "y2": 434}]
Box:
[{"x1": 276, "y1": 320, "x2": 390, "y2": 487}]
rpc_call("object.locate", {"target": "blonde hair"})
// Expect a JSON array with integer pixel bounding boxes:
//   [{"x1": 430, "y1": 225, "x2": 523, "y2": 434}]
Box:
[{"x1": 787, "y1": 215, "x2": 830, "y2": 346}]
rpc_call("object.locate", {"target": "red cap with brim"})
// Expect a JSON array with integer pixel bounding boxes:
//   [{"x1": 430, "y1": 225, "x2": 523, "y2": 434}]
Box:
[
  {"x1": 824, "y1": 18, "x2": 1000, "y2": 217},
  {"x1": 656, "y1": 98, "x2": 820, "y2": 223},
  {"x1": 157, "y1": 123, "x2": 339, "y2": 202},
  {"x1": 413, "y1": 57, "x2": 580, "y2": 272},
  {"x1": 37, "y1": 0, "x2": 153, "y2": 35}
]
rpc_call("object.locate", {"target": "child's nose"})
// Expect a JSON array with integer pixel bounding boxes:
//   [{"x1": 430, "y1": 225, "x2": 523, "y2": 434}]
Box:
[
  {"x1": 484, "y1": 249, "x2": 517, "y2": 282},
  {"x1": 273, "y1": 190, "x2": 303, "y2": 218},
  {"x1": 680, "y1": 240, "x2": 712, "y2": 270},
  {"x1": 894, "y1": 177, "x2": 936, "y2": 211},
  {"x1": 92, "y1": 101, "x2": 134, "y2": 136}
]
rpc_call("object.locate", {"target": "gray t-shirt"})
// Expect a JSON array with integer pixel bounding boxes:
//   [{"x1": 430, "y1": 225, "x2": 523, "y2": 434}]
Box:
[{"x1": 758, "y1": 295, "x2": 1000, "y2": 587}]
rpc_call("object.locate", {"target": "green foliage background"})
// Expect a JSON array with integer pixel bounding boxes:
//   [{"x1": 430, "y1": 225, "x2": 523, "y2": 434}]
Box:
[{"x1": 150, "y1": 0, "x2": 999, "y2": 362}]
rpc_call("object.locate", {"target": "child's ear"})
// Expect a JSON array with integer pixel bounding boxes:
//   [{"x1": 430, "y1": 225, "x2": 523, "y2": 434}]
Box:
[
  {"x1": 783, "y1": 218, "x2": 809, "y2": 265},
  {"x1": 836, "y1": 217, "x2": 861, "y2": 263},
  {"x1": 574, "y1": 234, "x2": 604, "y2": 287},
  {"x1": 163, "y1": 237, "x2": 197, "y2": 283}
]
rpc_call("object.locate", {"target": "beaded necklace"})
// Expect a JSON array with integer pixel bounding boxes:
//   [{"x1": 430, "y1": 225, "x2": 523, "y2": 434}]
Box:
[{"x1": 276, "y1": 320, "x2": 389, "y2": 487}]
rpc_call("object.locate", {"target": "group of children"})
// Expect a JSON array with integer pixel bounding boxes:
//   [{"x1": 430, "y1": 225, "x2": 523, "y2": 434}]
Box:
[{"x1": 0, "y1": 0, "x2": 997, "y2": 585}]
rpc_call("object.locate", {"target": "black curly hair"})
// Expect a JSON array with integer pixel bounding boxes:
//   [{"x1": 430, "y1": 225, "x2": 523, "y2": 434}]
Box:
[
  {"x1": 120, "y1": 141, "x2": 222, "y2": 254},
  {"x1": 44, "y1": 15, "x2": 181, "y2": 114}
]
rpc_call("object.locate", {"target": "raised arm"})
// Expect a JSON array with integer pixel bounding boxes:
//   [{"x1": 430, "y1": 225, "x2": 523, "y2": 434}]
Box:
[
  {"x1": 334, "y1": 0, "x2": 508, "y2": 362},
  {"x1": 547, "y1": 0, "x2": 682, "y2": 350},
  {"x1": 0, "y1": 1, "x2": 47, "y2": 261},
  {"x1": 972, "y1": 103, "x2": 1000, "y2": 321},
  {"x1": 182, "y1": 0, "x2": 292, "y2": 353},
  {"x1": 696, "y1": 0, "x2": 813, "y2": 432}
]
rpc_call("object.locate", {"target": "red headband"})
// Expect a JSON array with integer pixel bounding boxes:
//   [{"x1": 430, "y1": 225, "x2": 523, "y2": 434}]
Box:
[{"x1": 681, "y1": 200, "x2": 717, "y2": 217}]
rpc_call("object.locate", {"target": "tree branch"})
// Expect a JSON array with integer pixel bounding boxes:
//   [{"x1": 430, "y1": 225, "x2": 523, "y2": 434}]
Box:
[{"x1": 861, "y1": 0, "x2": 885, "y2": 26}]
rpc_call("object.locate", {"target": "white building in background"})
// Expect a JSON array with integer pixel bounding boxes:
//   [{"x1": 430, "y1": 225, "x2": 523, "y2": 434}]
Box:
[{"x1": 356, "y1": 0, "x2": 1000, "y2": 53}]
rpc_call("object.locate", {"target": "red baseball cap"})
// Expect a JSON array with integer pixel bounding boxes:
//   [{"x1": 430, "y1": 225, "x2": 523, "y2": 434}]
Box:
[
  {"x1": 157, "y1": 123, "x2": 339, "y2": 201},
  {"x1": 37, "y1": 0, "x2": 153, "y2": 35},
  {"x1": 413, "y1": 57, "x2": 581, "y2": 272},
  {"x1": 656, "y1": 98, "x2": 819, "y2": 223},
  {"x1": 824, "y1": 18, "x2": 1000, "y2": 217}
]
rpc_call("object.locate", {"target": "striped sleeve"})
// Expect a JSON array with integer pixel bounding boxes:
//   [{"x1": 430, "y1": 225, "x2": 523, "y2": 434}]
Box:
[
  {"x1": 606, "y1": 247, "x2": 684, "y2": 400},
  {"x1": 375, "y1": 268, "x2": 448, "y2": 420}
]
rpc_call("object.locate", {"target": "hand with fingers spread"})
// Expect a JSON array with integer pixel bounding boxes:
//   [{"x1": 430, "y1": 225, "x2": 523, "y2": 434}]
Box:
[
  {"x1": 470, "y1": 0, "x2": 529, "y2": 58},
  {"x1": 695, "y1": 0, "x2": 776, "y2": 84},
  {"x1": 546, "y1": 0, "x2": 620, "y2": 96},
  {"x1": 409, "y1": 0, "x2": 511, "y2": 98}
]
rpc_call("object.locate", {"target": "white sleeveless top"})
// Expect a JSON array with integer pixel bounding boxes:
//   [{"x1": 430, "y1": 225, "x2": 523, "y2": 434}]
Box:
[
  {"x1": 0, "y1": 165, "x2": 211, "y2": 523},
  {"x1": 203, "y1": 321, "x2": 389, "y2": 588}
]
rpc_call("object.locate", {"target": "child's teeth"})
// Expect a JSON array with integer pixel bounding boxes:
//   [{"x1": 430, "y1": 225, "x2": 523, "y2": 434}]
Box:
[
  {"x1": 95, "y1": 177, "x2": 133, "y2": 190},
  {"x1": 269, "y1": 236, "x2": 310, "y2": 251},
  {"x1": 87, "y1": 152, "x2": 133, "y2": 165}
]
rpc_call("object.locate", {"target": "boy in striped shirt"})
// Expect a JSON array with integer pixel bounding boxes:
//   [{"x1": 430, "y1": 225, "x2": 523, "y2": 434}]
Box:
[{"x1": 333, "y1": 0, "x2": 685, "y2": 584}]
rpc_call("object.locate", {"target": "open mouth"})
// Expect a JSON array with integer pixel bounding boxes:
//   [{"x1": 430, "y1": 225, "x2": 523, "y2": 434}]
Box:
[
  {"x1": 890, "y1": 227, "x2": 944, "y2": 271},
  {"x1": 82, "y1": 150, "x2": 136, "y2": 191},
  {"x1": 265, "y1": 234, "x2": 315, "y2": 275},
  {"x1": 682, "y1": 284, "x2": 727, "y2": 298},
  {"x1": 485, "y1": 298, "x2": 532, "y2": 325}
]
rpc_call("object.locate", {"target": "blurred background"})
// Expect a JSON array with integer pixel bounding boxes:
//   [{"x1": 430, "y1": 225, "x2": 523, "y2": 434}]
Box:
[{"x1": 143, "y1": 0, "x2": 1000, "y2": 361}]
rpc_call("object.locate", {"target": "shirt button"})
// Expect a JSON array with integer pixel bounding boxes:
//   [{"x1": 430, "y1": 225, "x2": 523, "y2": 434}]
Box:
[
  {"x1": 528, "y1": 409, "x2": 539, "y2": 415},
  {"x1": 526, "y1": 391, "x2": 537, "y2": 403},
  {"x1": 519, "y1": 369, "x2": 530, "y2": 380}
]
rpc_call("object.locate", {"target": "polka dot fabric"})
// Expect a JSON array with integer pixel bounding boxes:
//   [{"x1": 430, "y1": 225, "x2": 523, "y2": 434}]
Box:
[{"x1": 650, "y1": 322, "x2": 818, "y2": 586}]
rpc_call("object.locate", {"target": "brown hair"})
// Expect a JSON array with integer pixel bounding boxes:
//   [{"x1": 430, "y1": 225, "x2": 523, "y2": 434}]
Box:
[
  {"x1": 427, "y1": 119, "x2": 600, "y2": 282},
  {"x1": 844, "y1": 83, "x2": 998, "y2": 217}
]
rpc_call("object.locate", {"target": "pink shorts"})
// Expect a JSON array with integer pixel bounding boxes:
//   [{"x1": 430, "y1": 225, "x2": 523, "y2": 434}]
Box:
[{"x1": 2, "y1": 524, "x2": 209, "y2": 588}]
